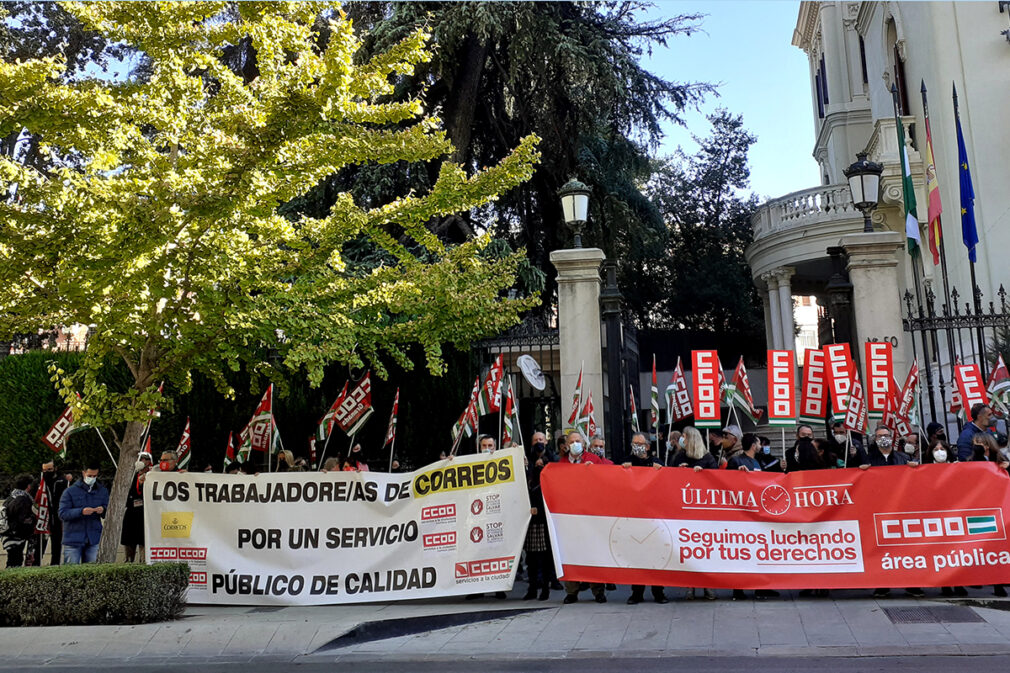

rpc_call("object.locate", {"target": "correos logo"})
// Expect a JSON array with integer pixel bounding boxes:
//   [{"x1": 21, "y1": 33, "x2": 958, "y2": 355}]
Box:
[{"x1": 161, "y1": 511, "x2": 194, "y2": 538}]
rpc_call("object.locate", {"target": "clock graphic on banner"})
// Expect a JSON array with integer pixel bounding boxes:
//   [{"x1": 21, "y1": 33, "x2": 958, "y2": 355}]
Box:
[
  {"x1": 608, "y1": 518, "x2": 674, "y2": 569},
  {"x1": 760, "y1": 485, "x2": 791, "y2": 516}
]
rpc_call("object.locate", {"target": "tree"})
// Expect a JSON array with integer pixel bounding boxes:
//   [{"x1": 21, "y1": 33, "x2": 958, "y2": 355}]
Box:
[
  {"x1": 325, "y1": 2, "x2": 714, "y2": 312},
  {"x1": 641, "y1": 110, "x2": 762, "y2": 338},
  {"x1": 0, "y1": 1, "x2": 540, "y2": 562}
]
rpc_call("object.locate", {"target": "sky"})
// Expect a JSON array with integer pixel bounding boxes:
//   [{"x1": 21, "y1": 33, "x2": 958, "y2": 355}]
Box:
[{"x1": 643, "y1": 1, "x2": 821, "y2": 201}]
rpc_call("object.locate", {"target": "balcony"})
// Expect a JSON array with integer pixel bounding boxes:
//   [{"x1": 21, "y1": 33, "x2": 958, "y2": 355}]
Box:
[
  {"x1": 751, "y1": 184, "x2": 857, "y2": 241},
  {"x1": 747, "y1": 184, "x2": 865, "y2": 281}
]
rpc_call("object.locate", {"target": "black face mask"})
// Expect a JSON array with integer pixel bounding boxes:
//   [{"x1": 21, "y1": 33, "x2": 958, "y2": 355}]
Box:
[{"x1": 533, "y1": 442, "x2": 546, "y2": 452}]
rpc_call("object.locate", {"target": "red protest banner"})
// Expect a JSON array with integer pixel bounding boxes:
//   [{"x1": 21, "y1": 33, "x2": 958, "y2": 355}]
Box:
[
  {"x1": 799, "y1": 348, "x2": 827, "y2": 424},
  {"x1": 541, "y1": 462, "x2": 1010, "y2": 589},
  {"x1": 864, "y1": 342, "x2": 893, "y2": 420},
  {"x1": 843, "y1": 373, "x2": 868, "y2": 434},
  {"x1": 824, "y1": 343, "x2": 854, "y2": 419},
  {"x1": 954, "y1": 363, "x2": 987, "y2": 412},
  {"x1": 767, "y1": 350, "x2": 795, "y2": 426},
  {"x1": 692, "y1": 350, "x2": 721, "y2": 428}
]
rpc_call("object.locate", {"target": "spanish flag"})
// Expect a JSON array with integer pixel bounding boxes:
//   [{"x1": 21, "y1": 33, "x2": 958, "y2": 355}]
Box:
[{"x1": 923, "y1": 106, "x2": 943, "y2": 265}]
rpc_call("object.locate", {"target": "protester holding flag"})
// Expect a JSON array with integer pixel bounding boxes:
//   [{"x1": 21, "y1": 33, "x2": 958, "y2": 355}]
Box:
[
  {"x1": 621, "y1": 431, "x2": 670, "y2": 606},
  {"x1": 343, "y1": 444, "x2": 370, "y2": 472},
  {"x1": 40, "y1": 461, "x2": 68, "y2": 566},
  {"x1": 120, "y1": 452, "x2": 152, "y2": 563},
  {"x1": 522, "y1": 453, "x2": 552, "y2": 602}
]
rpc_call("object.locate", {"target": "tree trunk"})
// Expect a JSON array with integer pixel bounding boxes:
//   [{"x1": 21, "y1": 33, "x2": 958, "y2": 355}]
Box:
[
  {"x1": 96, "y1": 419, "x2": 145, "y2": 563},
  {"x1": 444, "y1": 36, "x2": 488, "y2": 165}
]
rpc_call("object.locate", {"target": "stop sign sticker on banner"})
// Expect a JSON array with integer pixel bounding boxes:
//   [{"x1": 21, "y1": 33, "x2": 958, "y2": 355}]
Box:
[{"x1": 692, "y1": 350, "x2": 721, "y2": 428}]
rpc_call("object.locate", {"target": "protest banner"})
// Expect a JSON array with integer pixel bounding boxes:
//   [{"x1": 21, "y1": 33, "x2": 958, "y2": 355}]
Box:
[
  {"x1": 766, "y1": 350, "x2": 795, "y2": 426},
  {"x1": 824, "y1": 343, "x2": 854, "y2": 419},
  {"x1": 798, "y1": 348, "x2": 827, "y2": 424},
  {"x1": 864, "y1": 342, "x2": 893, "y2": 420},
  {"x1": 145, "y1": 448, "x2": 530, "y2": 605},
  {"x1": 692, "y1": 350, "x2": 721, "y2": 428},
  {"x1": 542, "y1": 462, "x2": 1010, "y2": 589}
]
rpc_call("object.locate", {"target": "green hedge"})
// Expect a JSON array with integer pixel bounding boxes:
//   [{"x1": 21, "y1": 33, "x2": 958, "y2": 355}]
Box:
[{"x1": 0, "y1": 562, "x2": 189, "y2": 626}]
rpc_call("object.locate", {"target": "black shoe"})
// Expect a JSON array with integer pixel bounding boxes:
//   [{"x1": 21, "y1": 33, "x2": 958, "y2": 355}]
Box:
[
  {"x1": 606, "y1": 583, "x2": 617, "y2": 591},
  {"x1": 799, "y1": 589, "x2": 814, "y2": 597},
  {"x1": 872, "y1": 588, "x2": 890, "y2": 598},
  {"x1": 654, "y1": 595, "x2": 669, "y2": 604},
  {"x1": 563, "y1": 594, "x2": 578, "y2": 604},
  {"x1": 954, "y1": 586, "x2": 969, "y2": 596},
  {"x1": 732, "y1": 590, "x2": 747, "y2": 600},
  {"x1": 495, "y1": 591, "x2": 507, "y2": 599},
  {"x1": 465, "y1": 593, "x2": 482, "y2": 600},
  {"x1": 756, "y1": 590, "x2": 780, "y2": 599},
  {"x1": 995, "y1": 585, "x2": 1008, "y2": 597},
  {"x1": 550, "y1": 581, "x2": 564, "y2": 591},
  {"x1": 905, "y1": 588, "x2": 925, "y2": 598},
  {"x1": 523, "y1": 589, "x2": 537, "y2": 600},
  {"x1": 627, "y1": 596, "x2": 641, "y2": 605},
  {"x1": 815, "y1": 589, "x2": 830, "y2": 598},
  {"x1": 595, "y1": 594, "x2": 607, "y2": 603},
  {"x1": 538, "y1": 588, "x2": 550, "y2": 601},
  {"x1": 941, "y1": 587, "x2": 954, "y2": 597}
]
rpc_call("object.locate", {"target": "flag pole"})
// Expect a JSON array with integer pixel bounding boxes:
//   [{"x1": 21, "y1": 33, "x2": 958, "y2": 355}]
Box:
[
  {"x1": 497, "y1": 373, "x2": 505, "y2": 451},
  {"x1": 511, "y1": 376, "x2": 525, "y2": 451},
  {"x1": 317, "y1": 428, "x2": 335, "y2": 471},
  {"x1": 93, "y1": 428, "x2": 117, "y2": 467},
  {"x1": 387, "y1": 389, "x2": 399, "y2": 472},
  {"x1": 845, "y1": 430, "x2": 851, "y2": 468},
  {"x1": 781, "y1": 427, "x2": 786, "y2": 464}
]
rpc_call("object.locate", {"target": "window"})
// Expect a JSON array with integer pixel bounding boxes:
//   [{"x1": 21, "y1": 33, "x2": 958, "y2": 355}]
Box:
[
  {"x1": 886, "y1": 19, "x2": 910, "y2": 115},
  {"x1": 819, "y1": 55, "x2": 830, "y2": 105},
  {"x1": 815, "y1": 72, "x2": 825, "y2": 119},
  {"x1": 858, "y1": 36, "x2": 868, "y2": 84}
]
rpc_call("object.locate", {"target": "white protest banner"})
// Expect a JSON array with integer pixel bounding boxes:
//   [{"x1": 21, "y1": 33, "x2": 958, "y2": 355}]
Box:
[{"x1": 145, "y1": 447, "x2": 530, "y2": 605}]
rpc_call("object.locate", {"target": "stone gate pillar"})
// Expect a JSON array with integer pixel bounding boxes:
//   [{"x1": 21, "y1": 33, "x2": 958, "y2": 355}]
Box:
[
  {"x1": 550, "y1": 247, "x2": 606, "y2": 439},
  {"x1": 840, "y1": 231, "x2": 908, "y2": 379}
]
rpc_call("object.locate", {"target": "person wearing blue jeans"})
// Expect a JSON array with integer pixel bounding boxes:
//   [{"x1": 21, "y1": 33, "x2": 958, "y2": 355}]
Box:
[{"x1": 59, "y1": 462, "x2": 109, "y2": 564}]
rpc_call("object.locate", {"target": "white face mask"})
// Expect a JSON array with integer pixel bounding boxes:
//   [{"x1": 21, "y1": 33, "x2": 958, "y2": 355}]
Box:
[
  {"x1": 83, "y1": 476, "x2": 97, "y2": 486},
  {"x1": 569, "y1": 442, "x2": 583, "y2": 457},
  {"x1": 904, "y1": 443, "x2": 917, "y2": 454},
  {"x1": 762, "y1": 445, "x2": 771, "y2": 454},
  {"x1": 678, "y1": 436, "x2": 685, "y2": 448},
  {"x1": 933, "y1": 449, "x2": 948, "y2": 463},
  {"x1": 833, "y1": 433, "x2": 847, "y2": 444}
]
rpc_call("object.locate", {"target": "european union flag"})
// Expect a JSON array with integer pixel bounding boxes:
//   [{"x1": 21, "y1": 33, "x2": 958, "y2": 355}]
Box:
[{"x1": 955, "y1": 88, "x2": 978, "y2": 263}]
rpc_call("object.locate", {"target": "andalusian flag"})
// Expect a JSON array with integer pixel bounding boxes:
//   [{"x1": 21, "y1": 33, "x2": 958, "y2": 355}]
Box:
[
  {"x1": 578, "y1": 389, "x2": 597, "y2": 439},
  {"x1": 316, "y1": 385, "x2": 345, "y2": 442},
  {"x1": 967, "y1": 515, "x2": 998, "y2": 535},
  {"x1": 478, "y1": 355, "x2": 504, "y2": 415},
  {"x1": 383, "y1": 388, "x2": 399, "y2": 449},
  {"x1": 502, "y1": 379, "x2": 520, "y2": 447},
  {"x1": 223, "y1": 431, "x2": 237, "y2": 470},
  {"x1": 896, "y1": 114, "x2": 921, "y2": 255},
  {"x1": 650, "y1": 355, "x2": 660, "y2": 429},
  {"x1": 629, "y1": 385, "x2": 640, "y2": 433}
]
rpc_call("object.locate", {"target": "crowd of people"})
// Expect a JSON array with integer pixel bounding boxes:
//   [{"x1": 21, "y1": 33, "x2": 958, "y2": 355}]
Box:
[{"x1": 4, "y1": 400, "x2": 1007, "y2": 604}]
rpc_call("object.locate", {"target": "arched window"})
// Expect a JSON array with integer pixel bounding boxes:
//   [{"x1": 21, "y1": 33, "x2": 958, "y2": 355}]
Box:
[{"x1": 886, "y1": 18, "x2": 910, "y2": 114}]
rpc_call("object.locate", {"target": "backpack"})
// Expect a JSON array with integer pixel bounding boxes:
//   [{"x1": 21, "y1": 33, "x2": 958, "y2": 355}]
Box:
[{"x1": 0, "y1": 494, "x2": 13, "y2": 536}]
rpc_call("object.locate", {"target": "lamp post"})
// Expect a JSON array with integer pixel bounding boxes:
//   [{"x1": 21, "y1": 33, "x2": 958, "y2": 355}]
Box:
[
  {"x1": 558, "y1": 177, "x2": 591, "y2": 248},
  {"x1": 843, "y1": 152, "x2": 883, "y2": 233}
]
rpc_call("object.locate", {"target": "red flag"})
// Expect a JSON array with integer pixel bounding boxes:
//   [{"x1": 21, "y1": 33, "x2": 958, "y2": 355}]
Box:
[
  {"x1": 223, "y1": 431, "x2": 236, "y2": 469},
  {"x1": 730, "y1": 356, "x2": 763, "y2": 422},
  {"x1": 691, "y1": 350, "x2": 721, "y2": 428},
  {"x1": 629, "y1": 385, "x2": 640, "y2": 433},
  {"x1": 33, "y1": 472, "x2": 50, "y2": 535},
  {"x1": 316, "y1": 385, "x2": 345, "y2": 442},
  {"x1": 42, "y1": 404, "x2": 77, "y2": 453},
  {"x1": 924, "y1": 109, "x2": 943, "y2": 265},
  {"x1": 383, "y1": 388, "x2": 399, "y2": 449},
  {"x1": 987, "y1": 354, "x2": 1010, "y2": 398},
  {"x1": 176, "y1": 417, "x2": 192, "y2": 469},
  {"x1": 954, "y1": 363, "x2": 987, "y2": 413},
  {"x1": 767, "y1": 350, "x2": 796, "y2": 426},
  {"x1": 567, "y1": 363, "x2": 584, "y2": 428},
  {"x1": 335, "y1": 373, "x2": 374, "y2": 436},
  {"x1": 239, "y1": 384, "x2": 278, "y2": 455},
  {"x1": 843, "y1": 373, "x2": 868, "y2": 434},
  {"x1": 479, "y1": 356, "x2": 504, "y2": 415},
  {"x1": 308, "y1": 437, "x2": 316, "y2": 468},
  {"x1": 143, "y1": 435, "x2": 152, "y2": 455},
  {"x1": 452, "y1": 378, "x2": 481, "y2": 441},
  {"x1": 579, "y1": 390, "x2": 597, "y2": 439},
  {"x1": 864, "y1": 342, "x2": 893, "y2": 420},
  {"x1": 799, "y1": 348, "x2": 828, "y2": 424},
  {"x1": 650, "y1": 355, "x2": 660, "y2": 428}
]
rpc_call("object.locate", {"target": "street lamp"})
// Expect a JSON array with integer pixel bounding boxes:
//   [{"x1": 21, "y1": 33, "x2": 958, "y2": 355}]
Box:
[
  {"x1": 843, "y1": 152, "x2": 883, "y2": 233},
  {"x1": 559, "y1": 177, "x2": 591, "y2": 248}
]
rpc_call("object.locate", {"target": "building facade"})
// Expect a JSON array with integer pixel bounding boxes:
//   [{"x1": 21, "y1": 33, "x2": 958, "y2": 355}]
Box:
[{"x1": 747, "y1": 1, "x2": 1010, "y2": 416}]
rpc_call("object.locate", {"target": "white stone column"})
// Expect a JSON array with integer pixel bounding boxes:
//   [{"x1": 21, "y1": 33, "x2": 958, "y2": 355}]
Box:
[
  {"x1": 763, "y1": 273, "x2": 783, "y2": 350},
  {"x1": 550, "y1": 247, "x2": 606, "y2": 437},
  {"x1": 759, "y1": 288, "x2": 774, "y2": 350},
  {"x1": 774, "y1": 267, "x2": 796, "y2": 352},
  {"x1": 840, "y1": 232, "x2": 908, "y2": 380}
]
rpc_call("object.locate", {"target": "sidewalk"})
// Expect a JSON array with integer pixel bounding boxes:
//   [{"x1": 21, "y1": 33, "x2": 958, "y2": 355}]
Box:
[{"x1": 4, "y1": 584, "x2": 1010, "y2": 667}]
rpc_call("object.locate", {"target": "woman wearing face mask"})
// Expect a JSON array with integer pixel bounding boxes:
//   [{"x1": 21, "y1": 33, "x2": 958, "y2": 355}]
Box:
[
  {"x1": 669, "y1": 427, "x2": 718, "y2": 599},
  {"x1": 927, "y1": 440, "x2": 966, "y2": 596}
]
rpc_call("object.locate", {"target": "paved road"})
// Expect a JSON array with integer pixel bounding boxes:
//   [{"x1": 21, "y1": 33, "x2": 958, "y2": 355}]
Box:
[{"x1": 3, "y1": 657, "x2": 1010, "y2": 673}]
